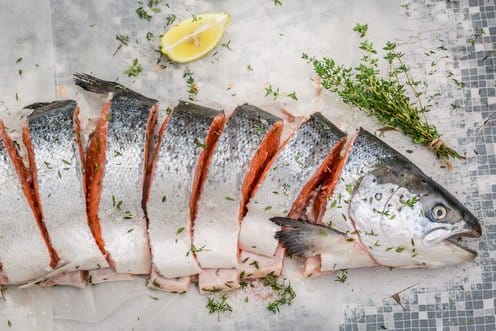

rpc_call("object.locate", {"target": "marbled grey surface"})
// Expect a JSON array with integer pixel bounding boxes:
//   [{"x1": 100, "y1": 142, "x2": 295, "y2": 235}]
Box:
[{"x1": 0, "y1": 0, "x2": 494, "y2": 330}]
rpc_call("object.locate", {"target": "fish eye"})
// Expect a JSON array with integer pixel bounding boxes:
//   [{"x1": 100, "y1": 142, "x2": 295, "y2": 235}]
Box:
[{"x1": 432, "y1": 204, "x2": 447, "y2": 221}]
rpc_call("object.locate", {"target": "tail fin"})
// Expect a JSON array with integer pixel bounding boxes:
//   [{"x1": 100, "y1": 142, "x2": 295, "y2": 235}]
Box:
[{"x1": 270, "y1": 217, "x2": 342, "y2": 258}]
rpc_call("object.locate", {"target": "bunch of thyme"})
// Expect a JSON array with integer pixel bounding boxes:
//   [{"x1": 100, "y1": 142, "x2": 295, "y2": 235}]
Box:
[{"x1": 303, "y1": 23, "x2": 463, "y2": 164}]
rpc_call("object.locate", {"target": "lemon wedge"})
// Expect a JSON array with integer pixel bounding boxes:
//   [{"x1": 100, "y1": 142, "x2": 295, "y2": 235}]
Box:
[{"x1": 161, "y1": 12, "x2": 230, "y2": 63}]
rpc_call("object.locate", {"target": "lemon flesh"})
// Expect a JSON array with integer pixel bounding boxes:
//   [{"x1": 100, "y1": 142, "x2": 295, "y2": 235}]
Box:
[{"x1": 161, "y1": 13, "x2": 230, "y2": 63}]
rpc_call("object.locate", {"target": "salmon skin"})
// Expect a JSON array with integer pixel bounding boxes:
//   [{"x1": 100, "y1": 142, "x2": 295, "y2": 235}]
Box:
[
  {"x1": 24, "y1": 100, "x2": 108, "y2": 273},
  {"x1": 0, "y1": 121, "x2": 52, "y2": 284},
  {"x1": 194, "y1": 104, "x2": 282, "y2": 269},
  {"x1": 146, "y1": 101, "x2": 225, "y2": 282},
  {"x1": 74, "y1": 73, "x2": 158, "y2": 274},
  {"x1": 272, "y1": 128, "x2": 482, "y2": 275},
  {"x1": 238, "y1": 112, "x2": 347, "y2": 258}
]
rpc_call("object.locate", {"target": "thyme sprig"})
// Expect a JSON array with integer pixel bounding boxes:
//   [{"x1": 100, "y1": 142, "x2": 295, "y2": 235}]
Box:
[{"x1": 303, "y1": 23, "x2": 463, "y2": 164}]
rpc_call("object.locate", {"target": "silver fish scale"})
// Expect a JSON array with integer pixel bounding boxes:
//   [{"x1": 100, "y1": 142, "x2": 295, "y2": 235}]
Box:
[
  {"x1": 194, "y1": 104, "x2": 280, "y2": 268},
  {"x1": 99, "y1": 95, "x2": 154, "y2": 274},
  {"x1": 323, "y1": 129, "x2": 398, "y2": 232},
  {"x1": 239, "y1": 112, "x2": 346, "y2": 256},
  {"x1": 147, "y1": 101, "x2": 223, "y2": 278},
  {"x1": 0, "y1": 137, "x2": 51, "y2": 283},
  {"x1": 28, "y1": 100, "x2": 108, "y2": 271}
]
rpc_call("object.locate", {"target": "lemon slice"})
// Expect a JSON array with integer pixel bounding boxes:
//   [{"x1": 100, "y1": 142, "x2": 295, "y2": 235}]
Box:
[{"x1": 161, "y1": 12, "x2": 230, "y2": 63}]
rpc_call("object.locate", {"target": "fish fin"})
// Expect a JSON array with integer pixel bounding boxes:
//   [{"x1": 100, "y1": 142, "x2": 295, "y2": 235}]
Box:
[
  {"x1": 25, "y1": 100, "x2": 77, "y2": 120},
  {"x1": 270, "y1": 217, "x2": 342, "y2": 258},
  {"x1": 73, "y1": 73, "x2": 157, "y2": 105}
]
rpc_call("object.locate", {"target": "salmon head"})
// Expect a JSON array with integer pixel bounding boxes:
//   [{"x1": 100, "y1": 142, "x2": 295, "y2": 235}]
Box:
[{"x1": 351, "y1": 159, "x2": 482, "y2": 268}]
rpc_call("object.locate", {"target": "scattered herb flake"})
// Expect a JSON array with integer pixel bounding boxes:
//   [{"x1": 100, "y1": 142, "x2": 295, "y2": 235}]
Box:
[
  {"x1": 286, "y1": 91, "x2": 298, "y2": 100},
  {"x1": 335, "y1": 269, "x2": 348, "y2": 283},
  {"x1": 262, "y1": 273, "x2": 296, "y2": 314},
  {"x1": 165, "y1": 14, "x2": 177, "y2": 26},
  {"x1": 176, "y1": 227, "x2": 185, "y2": 235},
  {"x1": 221, "y1": 40, "x2": 233, "y2": 50},
  {"x1": 183, "y1": 69, "x2": 198, "y2": 101},
  {"x1": 206, "y1": 294, "x2": 232, "y2": 321},
  {"x1": 124, "y1": 58, "x2": 142, "y2": 77},
  {"x1": 194, "y1": 137, "x2": 207, "y2": 149},
  {"x1": 136, "y1": 7, "x2": 152, "y2": 20},
  {"x1": 116, "y1": 34, "x2": 129, "y2": 46}
]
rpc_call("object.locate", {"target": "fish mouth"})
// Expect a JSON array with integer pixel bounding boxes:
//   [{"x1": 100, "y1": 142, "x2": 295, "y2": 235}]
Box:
[
  {"x1": 423, "y1": 225, "x2": 480, "y2": 256},
  {"x1": 445, "y1": 237, "x2": 478, "y2": 257}
]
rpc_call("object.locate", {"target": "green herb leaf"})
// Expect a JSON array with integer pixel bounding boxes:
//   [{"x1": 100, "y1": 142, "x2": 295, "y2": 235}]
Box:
[
  {"x1": 136, "y1": 7, "x2": 152, "y2": 20},
  {"x1": 124, "y1": 58, "x2": 142, "y2": 77},
  {"x1": 221, "y1": 40, "x2": 233, "y2": 50},
  {"x1": 335, "y1": 269, "x2": 348, "y2": 283},
  {"x1": 116, "y1": 34, "x2": 129, "y2": 46},
  {"x1": 165, "y1": 14, "x2": 177, "y2": 26},
  {"x1": 183, "y1": 69, "x2": 198, "y2": 101},
  {"x1": 206, "y1": 294, "x2": 232, "y2": 321},
  {"x1": 262, "y1": 273, "x2": 296, "y2": 313}
]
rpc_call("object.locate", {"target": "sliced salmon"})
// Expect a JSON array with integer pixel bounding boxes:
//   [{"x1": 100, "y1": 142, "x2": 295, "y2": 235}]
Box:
[
  {"x1": 194, "y1": 104, "x2": 282, "y2": 292},
  {"x1": 238, "y1": 112, "x2": 347, "y2": 259},
  {"x1": 22, "y1": 100, "x2": 108, "y2": 281},
  {"x1": 74, "y1": 73, "x2": 158, "y2": 275},
  {"x1": 145, "y1": 101, "x2": 225, "y2": 291},
  {"x1": 0, "y1": 120, "x2": 53, "y2": 284}
]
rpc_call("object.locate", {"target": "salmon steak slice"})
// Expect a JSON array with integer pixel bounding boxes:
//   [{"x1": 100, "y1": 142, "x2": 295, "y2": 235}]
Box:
[
  {"x1": 23, "y1": 100, "x2": 108, "y2": 277},
  {"x1": 194, "y1": 104, "x2": 282, "y2": 293},
  {"x1": 0, "y1": 120, "x2": 53, "y2": 284},
  {"x1": 146, "y1": 101, "x2": 225, "y2": 291},
  {"x1": 74, "y1": 73, "x2": 158, "y2": 275}
]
